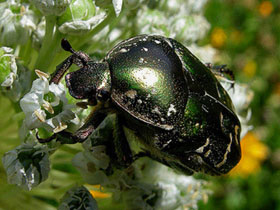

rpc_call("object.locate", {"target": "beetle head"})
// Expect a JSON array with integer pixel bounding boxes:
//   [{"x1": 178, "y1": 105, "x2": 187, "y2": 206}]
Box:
[{"x1": 65, "y1": 62, "x2": 111, "y2": 103}]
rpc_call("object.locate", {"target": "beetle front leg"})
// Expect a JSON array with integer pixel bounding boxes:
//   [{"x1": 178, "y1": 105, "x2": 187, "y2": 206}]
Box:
[
  {"x1": 50, "y1": 39, "x2": 92, "y2": 84},
  {"x1": 37, "y1": 110, "x2": 107, "y2": 144}
]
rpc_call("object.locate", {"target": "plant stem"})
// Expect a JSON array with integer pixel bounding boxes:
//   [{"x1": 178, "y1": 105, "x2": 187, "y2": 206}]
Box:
[
  {"x1": 19, "y1": 38, "x2": 32, "y2": 67},
  {"x1": 60, "y1": 145, "x2": 82, "y2": 155},
  {"x1": 34, "y1": 16, "x2": 56, "y2": 71}
]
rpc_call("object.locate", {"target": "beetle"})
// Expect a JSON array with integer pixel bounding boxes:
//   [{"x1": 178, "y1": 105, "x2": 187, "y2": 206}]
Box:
[{"x1": 38, "y1": 35, "x2": 241, "y2": 175}]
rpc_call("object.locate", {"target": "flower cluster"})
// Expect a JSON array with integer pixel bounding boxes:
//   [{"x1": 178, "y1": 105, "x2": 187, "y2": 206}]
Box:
[
  {"x1": 72, "y1": 117, "x2": 210, "y2": 209},
  {"x1": 0, "y1": 0, "x2": 253, "y2": 209}
]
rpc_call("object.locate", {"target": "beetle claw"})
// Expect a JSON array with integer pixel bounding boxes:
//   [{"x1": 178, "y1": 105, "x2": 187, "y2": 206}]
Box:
[{"x1": 36, "y1": 132, "x2": 57, "y2": 143}]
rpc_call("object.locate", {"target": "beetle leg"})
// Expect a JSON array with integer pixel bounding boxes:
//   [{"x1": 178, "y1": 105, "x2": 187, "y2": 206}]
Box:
[
  {"x1": 50, "y1": 39, "x2": 92, "y2": 84},
  {"x1": 205, "y1": 63, "x2": 235, "y2": 89},
  {"x1": 110, "y1": 114, "x2": 133, "y2": 168},
  {"x1": 37, "y1": 110, "x2": 107, "y2": 144}
]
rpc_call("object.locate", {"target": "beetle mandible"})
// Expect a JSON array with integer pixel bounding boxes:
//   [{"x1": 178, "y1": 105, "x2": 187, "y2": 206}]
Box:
[{"x1": 39, "y1": 35, "x2": 241, "y2": 175}]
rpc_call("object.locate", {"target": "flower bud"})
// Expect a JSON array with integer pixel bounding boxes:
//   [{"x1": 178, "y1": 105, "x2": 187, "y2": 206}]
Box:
[
  {"x1": 29, "y1": 0, "x2": 70, "y2": 16},
  {"x1": 57, "y1": 0, "x2": 96, "y2": 26},
  {"x1": 57, "y1": 0, "x2": 107, "y2": 35}
]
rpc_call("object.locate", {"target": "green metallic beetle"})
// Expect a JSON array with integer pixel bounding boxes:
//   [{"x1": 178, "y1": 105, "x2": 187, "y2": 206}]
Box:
[{"x1": 40, "y1": 34, "x2": 241, "y2": 175}]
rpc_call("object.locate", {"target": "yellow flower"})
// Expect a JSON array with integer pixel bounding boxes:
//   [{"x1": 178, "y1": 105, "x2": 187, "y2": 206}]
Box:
[
  {"x1": 89, "y1": 185, "x2": 111, "y2": 199},
  {"x1": 211, "y1": 27, "x2": 227, "y2": 48},
  {"x1": 259, "y1": 1, "x2": 273, "y2": 17},
  {"x1": 243, "y1": 60, "x2": 257, "y2": 78},
  {"x1": 230, "y1": 29, "x2": 242, "y2": 44},
  {"x1": 229, "y1": 132, "x2": 269, "y2": 177},
  {"x1": 273, "y1": 82, "x2": 280, "y2": 96}
]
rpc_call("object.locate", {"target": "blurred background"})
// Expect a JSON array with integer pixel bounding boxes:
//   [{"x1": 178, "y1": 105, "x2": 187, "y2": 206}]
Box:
[
  {"x1": 0, "y1": 0, "x2": 279, "y2": 209},
  {"x1": 199, "y1": 0, "x2": 280, "y2": 209}
]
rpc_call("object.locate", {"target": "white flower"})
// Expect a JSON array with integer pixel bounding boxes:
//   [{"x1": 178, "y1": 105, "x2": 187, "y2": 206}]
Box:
[
  {"x1": 136, "y1": 3, "x2": 210, "y2": 44},
  {"x1": 188, "y1": 44, "x2": 217, "y2": 64},
  {"x1": 112, "y1": 0, "x2": 123, "y2": 17},
  {"x1": 136, "y1": 7, "x2": 170, "y2": 36},
  {"x1": 20, "y1": 71, "x2": 77, "y2": 133},
  {"x1": 170, "y1": 15, "x2": 210, "y2": 43},
  {"x1": 137, "y1": 160, "x2": 209, "y2": 210},
  {"x1": 58, "y1": 13, "x2": 107, "y2": 35},
  {"x1": 0, "y1": 1, "x2": 38, "y2": 46}
]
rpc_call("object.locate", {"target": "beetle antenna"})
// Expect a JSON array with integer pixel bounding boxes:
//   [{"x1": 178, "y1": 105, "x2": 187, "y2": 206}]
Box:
[{"x1": 61, "y1": 38, "x2": 75, "y2": 53}]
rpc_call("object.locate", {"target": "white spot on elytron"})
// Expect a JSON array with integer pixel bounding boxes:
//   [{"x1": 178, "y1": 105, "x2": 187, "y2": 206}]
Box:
[
  {"x1": 216, "y1": 83, "x2": 221, "y2": 98},
  {"x1": 132, "y1": 68, "x2": 158, "y2": 87},
  {"x1": 147, "y1": 94, "x2": 151, "y2": 98},
  {"x1": 161, "y1": 139, "x2": 172, "y2": 149},
  {"x1": 201, "y1": 104, "x2": 209, "y2": 113},
  {"x1": 234, "y1": 125, "x2": 240, "y2": 145},
  {"x1": 164, "y1": 38, "x2": 173, "y2": 48},
  {"x1": 215, "y1": 133, "x2": 233, "y2": 168},
  {"x1": 139, "y1": 58, "x2": 144, "y2": 63},
  {"x1": 220, "y1": 112, "x2": 223, "y2": 127},
  {"x1": 167, "y1": 104, "x2": 176, "y2": 116},
  {"x1": 204, "y1": 150, "x2": 211, "y2": 157},
  {"x1": 154, "y1": 40, "x2": 161, "y2": 44},
  {"x1": 204, "y1": 91, "x2": 233, "y2": 114},
  {"x1": 143, "y1": 47, "x2": 148, "y2": 51},
  {"x1": 195, "y1": 137, "x2": 210, "y2": 153},
  {"x1": 197, "y1": 155, "x2": 204, "y2": 164},
  {"x1": 159, "y1": 124, "x2": 173, "y2": 130},
  {"x1": 195, "y1": 123, "x2": 200, "y2": 128},
  {"x1": 158, "y1": 59, "x2": 161, "y2": 62},
  {"x1": 137, "y1": 99, "x2": 142, "y2": 104},
  {"x1": 125, "y1": 90, "x2": 137, "y2": 99},
  {"x1": 119, "y1": 48, "x2": 128, "y2": 53},
  {"x1": 161, "y1": 117, "x2": 165, "y2": 122},
  {"x1": 152, "y1": 107, "x2": 161, "y2": 115},
  {"x1": 142, "y1": 37, "x2": 147, "y2": 41}
]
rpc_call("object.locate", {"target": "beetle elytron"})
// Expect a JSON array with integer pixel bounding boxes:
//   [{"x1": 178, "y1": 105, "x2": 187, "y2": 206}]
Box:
[{"x1": 39, "y1": 35, "x2": 241, "y2": 175}]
